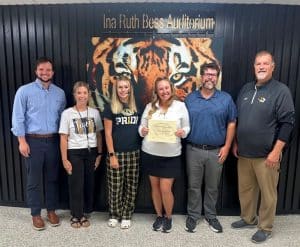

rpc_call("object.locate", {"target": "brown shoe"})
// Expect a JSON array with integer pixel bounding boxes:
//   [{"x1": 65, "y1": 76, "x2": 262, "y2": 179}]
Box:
[
  {"x1": 80, "y1": 216, "x2": 90, "y2": 228},
  {"x1": 47, "y1": 211, "x2": 61, "y2": 227},
  {"x1": 32, "y1": 216, "x2": 45, "y2": 231}
]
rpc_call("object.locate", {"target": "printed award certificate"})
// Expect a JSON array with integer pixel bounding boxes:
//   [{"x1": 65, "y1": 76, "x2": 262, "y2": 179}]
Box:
[{"x1": 148, "y1": 119, "x2": 177, "y2": 143}]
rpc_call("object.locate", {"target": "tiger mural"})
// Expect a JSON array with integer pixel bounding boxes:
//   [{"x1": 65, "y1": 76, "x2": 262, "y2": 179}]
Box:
[{"x1": 87, "y1": 37, "x2": 221, "y2": 111}]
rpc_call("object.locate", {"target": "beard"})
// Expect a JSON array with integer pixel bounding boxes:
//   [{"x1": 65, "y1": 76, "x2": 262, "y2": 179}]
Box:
[
  {"x1": 37, "y1": 76, "x2": 52, "y2": 84},
  {"x1": 256, "y1": 72, "x2": 267, "y2": 81},
  {"x1": 202, "y1": 81, "x2": 215, "y2": 90}
]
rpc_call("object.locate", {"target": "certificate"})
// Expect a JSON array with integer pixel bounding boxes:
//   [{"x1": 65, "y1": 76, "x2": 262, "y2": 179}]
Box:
[{"x1": 148, "y1": 119, "x2": 177, "y2": 143}]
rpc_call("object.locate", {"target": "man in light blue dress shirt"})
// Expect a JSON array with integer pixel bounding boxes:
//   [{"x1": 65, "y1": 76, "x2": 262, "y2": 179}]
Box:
[{"x1": 11, "y1": 57, "x2": 66, "y2": 231}]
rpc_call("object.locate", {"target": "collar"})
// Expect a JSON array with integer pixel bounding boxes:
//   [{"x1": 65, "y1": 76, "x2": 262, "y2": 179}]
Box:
[
  {"x1": 254, "y1": 78, "x2": 273, "y2": 89},
  {"x1": 154, "y1": 100, "x2": 175, "y2": 108},
  {"x1": 154, "y1": 101, "x2": 163, "y2": 108},
  {"x1": 34, "y1": 78, "x2": 53, "y2": 90},
  {"x1": 198, "y1": 88, "x2": 219, "y2": 99}
]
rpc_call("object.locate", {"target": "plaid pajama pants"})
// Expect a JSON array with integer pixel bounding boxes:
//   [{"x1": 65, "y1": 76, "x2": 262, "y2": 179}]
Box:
[{"x1": 106, "y1": 149, "x2": 140, "y2": 220}]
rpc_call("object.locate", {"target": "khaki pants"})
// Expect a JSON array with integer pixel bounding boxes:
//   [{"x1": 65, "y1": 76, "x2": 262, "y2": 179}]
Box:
[{"x1": 238, "y1": 156, "x2": 280, "y2": 232}]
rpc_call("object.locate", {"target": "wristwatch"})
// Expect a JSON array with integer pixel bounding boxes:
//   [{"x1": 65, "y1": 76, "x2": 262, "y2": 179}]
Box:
[{"x1": 108, "y1": 152, "x2": 115, "y2": 157}]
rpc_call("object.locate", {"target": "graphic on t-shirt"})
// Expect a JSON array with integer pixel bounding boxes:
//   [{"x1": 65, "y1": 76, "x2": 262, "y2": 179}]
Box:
[
  {"x1": 115, "y1": 108, "x2": 139, "y2": 125},
  {"x1": 73, "y1": 117, "x2": 96, "y2": 134}
]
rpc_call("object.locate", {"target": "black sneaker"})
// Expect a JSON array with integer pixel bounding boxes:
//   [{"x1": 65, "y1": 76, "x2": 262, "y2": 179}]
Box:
[
  {"x1": 251, "y1": 230, "x2": 272, "y2": 243},
  {"x1": 152, "y1": 216, "x2": 164, "y2": 231},
  {"x1": 185, "y1": 216, "x2": 197, "y2": 233},
  {"x1": 205, "y1": 218, "x2": 223, "y2": 233},
  {"x1": 162, "y1": 217, "x2": 172, "y2": 233},
  {"x1": 231, "y1": 219, "x2": 258, "y2": 229}
]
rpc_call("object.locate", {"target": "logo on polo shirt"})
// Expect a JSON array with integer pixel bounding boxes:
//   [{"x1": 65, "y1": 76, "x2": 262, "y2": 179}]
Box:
[{"x1": 258, "y1": 96, "x2": 266, "y2": 103}]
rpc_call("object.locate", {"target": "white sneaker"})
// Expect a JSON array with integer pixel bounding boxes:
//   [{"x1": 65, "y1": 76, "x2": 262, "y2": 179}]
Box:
[
  {"x1": 120, "y1": 219, "x2": 131, "y2": 229},
  {"x1": 108, "y1": 218, "x2": 118, "y2": 228}
]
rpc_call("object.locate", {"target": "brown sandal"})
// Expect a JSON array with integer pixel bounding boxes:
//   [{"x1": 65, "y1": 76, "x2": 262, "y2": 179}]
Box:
[
  {"x1": 80, "y1": 216, "x2": 90, "y2": 227},
  {"x1": 70, "y1": 217, "x2": 81, "y2": 228}
]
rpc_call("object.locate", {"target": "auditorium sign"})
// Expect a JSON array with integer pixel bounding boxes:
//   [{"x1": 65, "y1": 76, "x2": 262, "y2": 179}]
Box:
[{"x1": 102, "y1": 12, "x2": 215, "y2": 34}]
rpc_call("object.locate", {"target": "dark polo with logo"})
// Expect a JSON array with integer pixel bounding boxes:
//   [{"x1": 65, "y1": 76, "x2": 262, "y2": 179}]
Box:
[{"x1": 236, "y1": 78, "x2": 294, "y2": 158}]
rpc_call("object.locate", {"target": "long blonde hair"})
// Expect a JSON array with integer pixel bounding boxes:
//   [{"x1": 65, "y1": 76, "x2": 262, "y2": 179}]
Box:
[
  {"x1": 111, "y1": 75, "x2": 137, "y2": 114},
  {"x1": 147, "y1": 77, "x2": 176, "y2": 119}
]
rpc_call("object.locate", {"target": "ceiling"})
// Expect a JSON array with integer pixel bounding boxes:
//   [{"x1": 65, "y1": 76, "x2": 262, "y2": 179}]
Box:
[{"x1": 0, "y1": 0, "x2": 300, "y2": 6}]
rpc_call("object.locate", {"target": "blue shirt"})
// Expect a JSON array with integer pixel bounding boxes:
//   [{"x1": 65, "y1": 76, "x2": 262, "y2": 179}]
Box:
[
  {"x1": 11, "y1": 79, "x2": 66, "y2": 136},
  {"x1": 185, "y1": 89, "x2": 237, "y2": 146}
]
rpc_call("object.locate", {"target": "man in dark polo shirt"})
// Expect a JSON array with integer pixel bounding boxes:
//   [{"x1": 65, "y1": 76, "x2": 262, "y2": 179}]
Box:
[
  {"x1": 184, "y1": 62, "x2": 237, "y2": 233},
  {"x1": 231, "y1": 51, "x2": 295, "y2": 244}
]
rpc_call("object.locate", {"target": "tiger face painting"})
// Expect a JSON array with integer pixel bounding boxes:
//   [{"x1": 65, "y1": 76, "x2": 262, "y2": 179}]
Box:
[{"x1": 87, "y1": 37, "x2": 221, "y2": 111}]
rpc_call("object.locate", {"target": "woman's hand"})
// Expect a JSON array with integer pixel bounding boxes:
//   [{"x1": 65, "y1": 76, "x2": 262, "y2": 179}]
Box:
[
  {"x1": 141, "y1": 126, "x2": 149, "y2": 137},
  {"x1": 110, "y1": 155, "x2": 119, "y2": 169},
  {"x1": 62, "y1": 159, "x2": 72, "y2": 175},
  {"x1": 94, "y1": 155, "x2": 102, "y2": 170},
  {"x1": 175, "y1": 128, "x2": 185, "y2": 138}
]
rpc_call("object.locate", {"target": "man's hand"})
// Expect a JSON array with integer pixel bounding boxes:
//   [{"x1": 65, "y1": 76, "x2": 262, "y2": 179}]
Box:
[
  {"x1": 218, "y1": 146, "x2": 230, "y2": 164},
  {"x1": 265, "y1": 150, "x2": 281, "y2": 168},
  {"x1": 232, "y1": 141, "x2": 238, "y2": 158},
  {"x1": 265, "y1": 140, "x2": 285, "y2": 168},
  {"x1": 18, "y1": 137, "x2": 30, "y2": 157}
]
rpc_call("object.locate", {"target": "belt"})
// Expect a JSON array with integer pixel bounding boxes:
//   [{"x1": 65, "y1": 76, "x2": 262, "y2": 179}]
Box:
[
  {"x1": 188, "y1": 142, "x2": 220, "y2": 150},
  {"x1": 26, "y1": 133, "x2": 58, "y2": 138}
]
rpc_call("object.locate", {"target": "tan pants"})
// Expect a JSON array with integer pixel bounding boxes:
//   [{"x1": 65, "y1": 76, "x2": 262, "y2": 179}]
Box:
[{"x1": 238, "y1": 156, "x2": 280, "y2": 232}]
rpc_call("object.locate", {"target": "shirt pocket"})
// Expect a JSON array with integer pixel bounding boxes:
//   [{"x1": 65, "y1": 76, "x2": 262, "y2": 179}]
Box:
[{"x1": 27, "y1": 95, "x2": 43, "y2": 113}]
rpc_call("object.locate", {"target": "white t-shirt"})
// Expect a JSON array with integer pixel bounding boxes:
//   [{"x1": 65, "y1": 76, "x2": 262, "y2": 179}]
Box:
[{"x1": 59, "y1": 107, "x2": 103, "y2": 149}]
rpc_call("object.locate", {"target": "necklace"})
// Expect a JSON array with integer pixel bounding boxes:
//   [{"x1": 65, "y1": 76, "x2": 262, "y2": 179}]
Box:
[
  {"x1": 75, "y1": 106, "x2": 90, "y2": 151},
  {"x1": 158, "y1": 105, "x2": 168, "y2": 119}
]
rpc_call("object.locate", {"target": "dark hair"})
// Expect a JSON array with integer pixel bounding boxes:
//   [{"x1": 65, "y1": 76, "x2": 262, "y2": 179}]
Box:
[
  {"x1": 200, "y1": 62, "x2": 220, "y2": 76},
  {"x1": 35, "y1": 57, "x2": 54, "y2": 71}
]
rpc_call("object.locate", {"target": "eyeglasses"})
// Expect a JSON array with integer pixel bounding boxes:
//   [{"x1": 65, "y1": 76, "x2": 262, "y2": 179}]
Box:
[{"x1": 203, "y1": 73, "x2": 218, "y2": 77}]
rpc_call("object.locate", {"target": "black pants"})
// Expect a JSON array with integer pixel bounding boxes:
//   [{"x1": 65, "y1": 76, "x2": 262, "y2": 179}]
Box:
[{"x1": 67, "y1": 148, "x2": 97, "y2": 219}]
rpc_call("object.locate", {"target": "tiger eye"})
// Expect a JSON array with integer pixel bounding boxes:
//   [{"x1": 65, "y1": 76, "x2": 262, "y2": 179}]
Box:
[{"x1": 171, "y1": 73, "x2": 183, "y2": 82}]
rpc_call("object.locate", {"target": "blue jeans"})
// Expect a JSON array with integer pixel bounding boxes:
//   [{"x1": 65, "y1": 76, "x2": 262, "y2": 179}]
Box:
[{"x1": 25, "y1": 136, "x2": 60, "y2": 216}]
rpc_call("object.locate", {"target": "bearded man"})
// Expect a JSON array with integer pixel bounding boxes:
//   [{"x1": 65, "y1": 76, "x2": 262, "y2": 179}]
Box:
[{"x1": 184, "y1": 62, "x2": 237, "y2": 233}]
